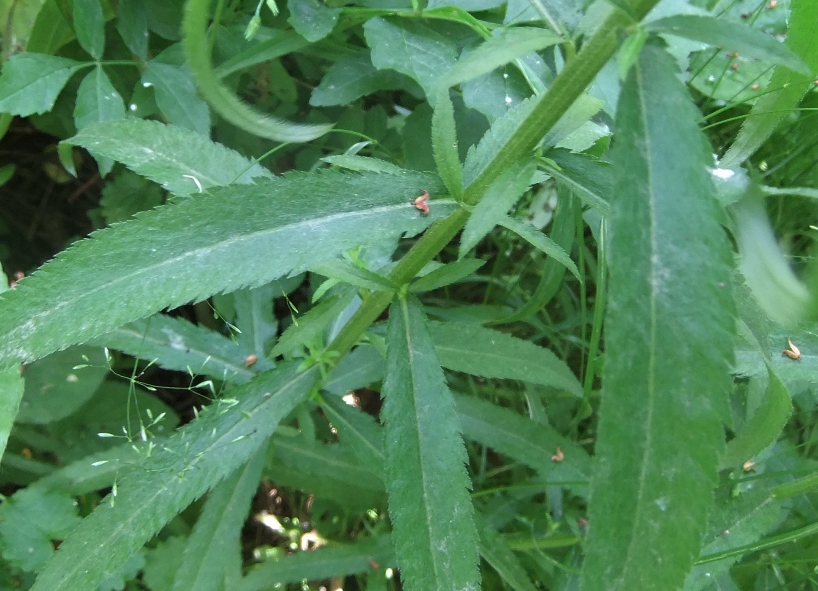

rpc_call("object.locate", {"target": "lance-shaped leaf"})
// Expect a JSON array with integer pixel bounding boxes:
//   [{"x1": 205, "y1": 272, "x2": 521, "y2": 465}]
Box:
[
  {"x1": 0, "y1": 54, "x2": 85, "y2": 116},
  {"x1": 579, "y1": 43, "x2": 735, "y2": 591},
  {"x1": 382, "y1": 296, "x2": 479, "y2": 591},
  {"x1": 30, "y1": 363, "x2": 317, "y2": 591},
  {"x1": 0, "y1": 171, "x2": 454, "y2": 365}
]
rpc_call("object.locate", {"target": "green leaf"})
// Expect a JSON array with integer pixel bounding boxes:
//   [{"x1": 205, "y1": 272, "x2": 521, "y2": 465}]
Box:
[
  {"x1": 409, "y1": 258, "x2": 485, "y2": 293},
  {"x1": 0, "y1": 488, "x2": 82, "y2": 573},
  {"x1": 543, "y1": 150, "x2": 611, "y2": 215},
  {"x1": 431, "y1": 90, "x2": 463, "y2": 201},
  {"x1": 233, "y1": 284, "x2": 279, "y2": 363},
  {"x1": 271, "y1": 291, "x2": 356, "y2": 357},
  {"x1": 647, "y1": 15, "x2": 810, "y2": 76},
  {"x1": 444, "y1": 27, "x2": 563, "y2": 88},
  {"x1": 579, "y1": 44, "x2": 735, "y2": 591},
  {"x1": 90, "y1": 313, "x2": 259, "y2": 384},
  {"x1": 310, "y1": 52, "x2": 408, "y2": 107},
  {"x1": 322, "y1": 344, "x2": 384, "y2": 396},
  {"x1": 460, "y1": 159, "x2": 535, "y2": 257},
  {"x1": 16, "y1": 346, "x2": 108, "y2": 424},
  {"x1": 0, "y1": 170, "x2": 453, "y2": 365},
  {"x1": 143, "y1": 60, "x2": 211, "y2": 136},
  {"x1": 170, "y1": 448, "x2": 266, "y2": 591},
  {"x1": 287, "y1": 0, "x2": 341, "y2": 42},
  {"x1": 429, "y1": 320, "x2": 582, "y2": 396},
  {"x1": 29, "y1": 363, "x2": 317, "y2": 591},
  {"x1": 720, "y1": 0, "x2": 818, "y2": 167},
  {"x1": 364, "y1": 17, "x2": 458, "y2": 99},
  {"x1": 382, "y1": 296, "x2": 479, "y2": 591},
  {"x1": 499, "y1": 216, "x2": 581, "y2": 282},
  {"x1": 116, "y1": 0, "x2": 149, "y2": 58},
  {"x1": 63, "y1": 118, "x2": 273, "y2": 196},
  {"x1": 454, "y1": 394, "x2": 591, "y2": 497},
  {"x1": 719, "y1": 368, "x2": 792, "y2": 470},
  {"x1": 322, "y1": 154, "x2": 406, "y2": 175},
  {"x1": 99, "y1": 169, "x2": 164, "y2": 223},
  {"x1": 541, "y1": 94, "x2": 604, "y2": 150},
  {"x1": 0, "y1": 366, "x2": 23, "y2": 465},
  {"x1": 0, "y1": 53, "x2": 84, "y2": 116},
  {"x1": 143, "y1": 537, "x2": 186, "y2": 591},
  {"x1": 238, "y1": 535, "x2": 395, "y2": 591},
  {"x1": 74, "y1": 67, "x2": 126, "y2": 133},
  {"x1": 319, "y1": 394, "x2": 385, "y2": 479},
  {"x1": 462, "y1": 62, "x2": 532, "y2": 122},
  {"x1": 476, "y1": 513, "x2": 538, "y2": 591},
  {"x1": 311, "y1": 260, "x2": 398, "y2": 293},
  {"x1": 72, "y1": 0, "x2": 105, "y2": 59}
]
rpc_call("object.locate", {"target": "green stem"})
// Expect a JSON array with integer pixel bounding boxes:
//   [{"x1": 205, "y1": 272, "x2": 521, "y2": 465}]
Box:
[{"x1": 324, "y1": 0, "x2": 661, "y2": 361}]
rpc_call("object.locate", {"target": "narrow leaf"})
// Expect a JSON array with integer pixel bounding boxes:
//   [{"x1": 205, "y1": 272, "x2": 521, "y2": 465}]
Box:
[
  {"x1": 409, "y1": 258, "x2": 485, "y2": 293},
  {"x1": 310, "y1": 52, "x2": 407, "y2": 107},
  {"x1": 579, "y1": 44, "x2": 735, "y2": 591},
  {"x1": 647, "y1": 15, "x2": 810, "y2": 76},
  {"x1": 543, "y1": 150, "x2": 611, "y2": 215},
  {"x1": 233, "y1": 284, "x2": 279, "y2": 362},
  {"x1": 460, "y1": 159, "x2": 535, "y2": 257},
  {"x1": 311, "y1": 260, "x2": 398, "y2": 293},
  {"x1": 382, "y1": 296, "x2": 479, "y2": 591},
  {"x1": 0, "y1": 366, "x2": 23, "y2": 463},
  {"x1": 30, "y1": 363, "x2": 317, "y2": 591},
  {"x1": 321, "y1": 154, "x2": 405, "y2": 175},
  {"x1": 431, "y1": 90, "x2": 463, "y2": 201},
  {"x1": 143, "y1": 61, "x2": 211, "y2": 136},
  {"x1": 322, "y1": 344, "x2": 384, "y2": 396},
  {"x1": 72, "y1": 0, "x2": 105, "y2": 59},
  {"x1": 429, "y1": 321, "x2": 582, "y2": 396},
  {"x1": 74, "y1": 67, "x2": 126, "y2": 131},
  {"x1": 0, "y1": 171, "x2": 453, "y2": 365},
  {"x1": 170, "y1": 448, "x2": 266, "y2": 591},
  {"x1": 63, "y1": 119, "x2": 273, "y2": 196},
  {"x1": 271, "y1": 291, "x2": 356, "y2": 357},
  {"x1": 499, "y1": 216, "x2": 581, "y2": 281},
  {"x1": 116, "y1": 0, "x2": 149, "y2": 58},
  {"x1": 444, "y1": 26, "x2": 563, "y2": 88},
  {"x1": 319, "y1": 394, "x2": 385, "y2": 478},
  {"x1": 0, "y1": 53, "x2": 84, "y2": 116},
  {"x1": 720, "y1": 0, "x2": 818, "y2": 167},
  {"x1": 476, "y1": 513, "x2": 538, "y2": 591}
]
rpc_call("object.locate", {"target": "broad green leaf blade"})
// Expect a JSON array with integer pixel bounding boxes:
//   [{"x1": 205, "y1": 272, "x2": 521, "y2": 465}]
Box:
[
  {"x1": 271, "y1": 291, "x2": 356, "y2": 357},
  {"x1": 322, "y1": 154, "x2": 406, "y2": 175},
  {"x1": 431, "y1": 90, "x2": 463, "y2": 201},
  {"x1": 30, "y1": 363, "x2": 317, "y2": 591},
  {"x1": 233, "y1": 284, "x2": 279, "y2": 362},
  {"x1": 429, "y1": 321, "x2": 582, "y2": 396},
  {"x1": 455, "y1": 394, "x2": 591, "y2": 498},
  {"x1": 322, "y1": 344, "x2": 384, "y2": 396},
  {"x1": 74, "y1": 66, "x2": 126, "y2": 131},
  {"x1": 0, "y1": 53, "x2": 84, "y2": 116},
  {"x1": 170, "y1": 447, "x2": 266, "y2": 591},
  {"x1": 444, "y1": 27, "x2": 563, "y2": 88},
  {"x1": 579, "y1": 44, "x2": 735, "y2": 591},
  {"x1": 143, "y1": 61, "x2": 211, "y2": 136},
  {"x1": 310, "y1": 52, "x2": 407, "y2": 107},
  {"x1": 0, "y1": 171, "x2": 454, "y2": 365},
  {"x1": 647, "y1": 15, "x2": 810, "y2": 75},
  {"x1": 238, "y1": 535, "x2": 395, "y2": 591},
  {"x1": 116, "y1": 0, "x2": 149, "y2": 58},
  {"x1": 719, "y1": 368, "x2": 792, "y2": 470},
  {"x1": 319, "y1": 393, "x2": 384, "y2": 478},
  {"x1": 720, "y1": 0, "x2": 818, "y2": 168},
  {"x1": 499, "y1": 216, "x2": 581, "y2": 282},
  {"x1": 63, "y1": 119, "x2": 273, "y2": 196},
  {"x1": 476, "y1": 513, "x2": 538, "y2": 591},
  {"x1": 214, "y1": 30, "x2": 309, "y2": 78},
  {"x1": 543, "y1": 150, "x2": 611, "y2": 215},
  {"x1": 459, "y1": 159, "x2": 534, "y2": 258},
  {"x1": 72, "y1": 0, "x2": 105, "y2": 59},
  {"x1": 0, "y1": 366, "x2": 23, "y2": 463},
  {"x1": 90, "y1": 314, "x2": 259, "y2": 384},
  {"x1": 364, "y1": 17, "x2": 458, "y2": 99},
  {"x1": 287, "y1": 0, "x2": 341, "y2": 42},
  {"x1": 409, "y1": 258, "x2": 485, "y2": 293},
  {"x1": 382, "y1": 296, "x2": 479, "y2": 591}
]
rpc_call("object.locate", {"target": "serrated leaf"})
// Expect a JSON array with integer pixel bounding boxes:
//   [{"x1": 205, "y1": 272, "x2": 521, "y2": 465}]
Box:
[
  {"x1": 90, "y1": 313, "x2": 259, "y2": 384},
  {"x1": 429, "y1": 320, "x2": 582, "y2": 396},
  {"x1": 454, "y1": 394, "x2": 591, "y2": 498},
  {"x1": 382, "y1": 296, "x2": 479, "y2": 591},
  {"x1": 499, "y1": 216, "x2": 581, "y2": 281},
  {"x1": 476, "y1": 513, "x2": 538, "y2": 591},
  {"x1": 215, "y1": 30, "x2": 309, "y2": 78},
  {"x1": 364, "y1": 17, "x2": 458, "y2": 99},
  {"x1": 29, "y1": 363, "x2": 317, "y2": 591},
  {"x1": 720, "y1": 0, "x2": 818, "y2": 167},
  {"x1": 322, "y1": 344, "x2": 384, "y2": 396},
  {"x1": 409, "y1": 258, "x2": 485, "y2": 293},
  {"x1": 0, "y1": 170, "x2": 453, "y2": 365},
  {"x1": 0, "y1": 366, "x2": 23, "y2": 465},
  {"x1": 0, "y1": 53, "x2": 84, "y2": 116},
  {"x1": 647, "y1": 15, "x2": 810, "y2": 76},
  {"x1": 311, "y1": 260, "x2": 398, "y2": 293},
  {"x1": 462, "y1": 63, "x2": 532, "y2": 121},
  {"x1": 271, "y1": 291, "x2": 356, "y2": 357},
  {"x1": 444, "y1": 27, "x2": 563, "y2": 88},
  {"x1": 63, "y1": 118, "x2": 273, "y2": 196},
  {"x1": 505, "y1": 0, "x2": 580, "y2": 27},
  {"x1": 116, "y1": 0, "x2": 149, "y2": 58},
  {"x1": 171, "y1": 448, "x2": 266, "y2": 591},
  {"x1": 460, "y1": 159, "x2": 535, "y2": 257},
  {"x1": 238, "y1": 535, "x2": 395, "y2": 591},
  {"x1": 74, "y1": 67, "x2": 126, "y2": 131},
  {"x1": 233, "y1": 284, "x2": 279, "y2": 363},
  {"x1": 0, "y1": 488, "x2": 82, "y2": 573},
  {"x1": 310, "y1": 52, "x2": 407, "y2": 107},
  {"x1": 287, "y1": 0, "x2": 341, "y2": 42},
  {"x1": 99, "y1": 169, "x2": 164, "y2": 223},
  {"x1": 72, "y1": 0, "x2": 105, "y2": 59},
  {"x1": 543, "y1": 150, "x2": 611, "y2": 215},
  {"x1": 16, "y1": 346, "x2": 108, "y2": 424},
  {"x1": 578, "y1": 44, "x2": 735, "y2": 591},
  {"x1": 143, "y1": 61, "x2": 210, "y2": 135},
  {"x1": 322, "y1": 154, "x2": 405, "y2": 175},
  {"x1": 319, "y1": 394, "x2": 384, "y2": 478},
  {"x1": 143, "y1": 537, "x2": 186, "y2": 591},
  {"x1": 432, "y1": 90, "x2": 463, "y2": 201}
]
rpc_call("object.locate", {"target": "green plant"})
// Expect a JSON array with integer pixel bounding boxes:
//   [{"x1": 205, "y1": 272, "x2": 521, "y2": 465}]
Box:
[{"x1": 1, "y1": 0, "x2": 818, "y2": 589}]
